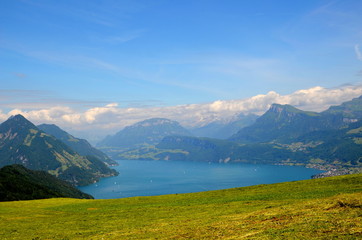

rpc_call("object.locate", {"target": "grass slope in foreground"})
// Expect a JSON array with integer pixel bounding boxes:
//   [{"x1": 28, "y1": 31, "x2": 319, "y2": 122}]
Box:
[{"x1": 0, "y1": 174, "x2": 361, "y2": 239}]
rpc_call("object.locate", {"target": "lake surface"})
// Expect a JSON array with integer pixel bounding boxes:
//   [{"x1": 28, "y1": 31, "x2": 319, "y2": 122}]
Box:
[{"x1": 78, "y1": 160, "x2": 323, "y2": 199}]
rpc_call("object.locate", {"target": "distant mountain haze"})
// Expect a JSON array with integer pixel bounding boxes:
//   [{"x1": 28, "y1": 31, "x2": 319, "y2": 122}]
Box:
[
  {"x1": 190, "y1": 113, "x2": 258, "y2": 139},
  {"x1": 97, "y1": 118, "x2": 192, "y2": 157}
]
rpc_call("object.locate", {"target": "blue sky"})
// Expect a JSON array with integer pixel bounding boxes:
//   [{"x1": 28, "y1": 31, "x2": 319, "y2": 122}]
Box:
[{"x1": 1, "y1": 0, "x2": 362, "y2": 138}]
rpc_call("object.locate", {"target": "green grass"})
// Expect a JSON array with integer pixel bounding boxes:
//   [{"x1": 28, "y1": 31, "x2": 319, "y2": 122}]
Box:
[{"x1": 0, "y1": 174, "x2": 361, "y2": 239}]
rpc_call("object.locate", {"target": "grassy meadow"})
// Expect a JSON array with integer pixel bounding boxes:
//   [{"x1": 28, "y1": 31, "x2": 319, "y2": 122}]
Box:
[{"x1": 0, "y1": 174, "x2": 361, "y2": 239}]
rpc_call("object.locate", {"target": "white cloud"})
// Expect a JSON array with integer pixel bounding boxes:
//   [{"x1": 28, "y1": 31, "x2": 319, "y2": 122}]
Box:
[
  {"x1": 1, "y1": 84, "x2": 362, "y2": 140},
  {"x1": 6, "y1": 106, "x2": 75, "y2": 124}
]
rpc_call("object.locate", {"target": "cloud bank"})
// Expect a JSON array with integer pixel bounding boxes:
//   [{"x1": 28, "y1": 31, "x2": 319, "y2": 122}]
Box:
[{"x1": 1, "y1": 84, "x2": 362, "y2": 140}]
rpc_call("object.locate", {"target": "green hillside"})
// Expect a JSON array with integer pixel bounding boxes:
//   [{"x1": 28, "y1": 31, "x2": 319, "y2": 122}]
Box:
[
  {"x1": 155, "y1": 135, "x2": 300, "y2": 163},
  {"x1": 0, "y1": 165, "x2": 93, "y2": 201},
  {"x1": 37, "y1": 124, "x2": 117, "y2": 166},
  {"x1": 0, "y1": 174, "x2": 361, "y2": 239},
  {"x1": 324, "y1": 95, "x2": 362, "y2": 118}
]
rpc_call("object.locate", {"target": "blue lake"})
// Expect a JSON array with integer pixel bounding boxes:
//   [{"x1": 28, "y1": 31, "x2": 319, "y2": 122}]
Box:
[{"x1": 78, "y1": 160, "x2": 323, "y2": 199}]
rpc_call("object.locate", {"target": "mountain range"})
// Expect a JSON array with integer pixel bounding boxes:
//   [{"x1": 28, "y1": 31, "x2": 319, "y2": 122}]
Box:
[
  {"x1": 115, "y1": 96, "x2": 362, "y2": 175},
  {"x1": 2, "y1": 95, "x2": 361, "y2": 188},
  {"x1": 0, "y1": 115, "x2": 117, "y2": 186}
]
